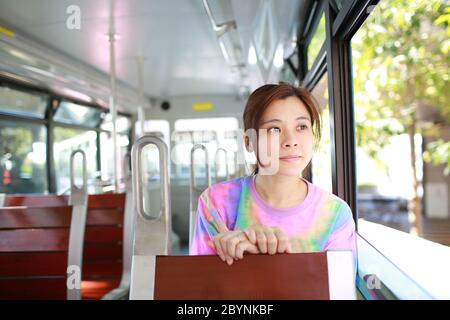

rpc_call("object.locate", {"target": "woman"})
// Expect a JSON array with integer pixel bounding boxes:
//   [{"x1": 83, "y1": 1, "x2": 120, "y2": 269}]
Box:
[{"x1": 190, "y1": 83, "x2": 357, "y2": 268}]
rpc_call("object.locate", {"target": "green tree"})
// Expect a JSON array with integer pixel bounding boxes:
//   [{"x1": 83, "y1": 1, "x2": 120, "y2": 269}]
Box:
[{"x1": 352, "y1": 0, "x2": 449, "y2": 235}]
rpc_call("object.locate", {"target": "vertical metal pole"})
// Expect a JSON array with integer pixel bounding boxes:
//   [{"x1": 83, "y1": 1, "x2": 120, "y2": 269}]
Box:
[
  {"x1": 47, "y1": 98, "x2": 56, "y2": 193},
  {"x1": 189, "y1": 144, "x2": 211, "y2": 249},
  {"x1": 137, "y1": 56, "x2": 146, "y2": 137},
  {"x1": 109, "y1": 0, "x2": 119, "y2": 192},
  {"x1": 67, "y1": 150, "x2": 88, "y2": 300}
]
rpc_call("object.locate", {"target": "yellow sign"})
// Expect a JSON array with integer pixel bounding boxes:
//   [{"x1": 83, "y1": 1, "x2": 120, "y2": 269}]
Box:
[
  {"x1": 0, "y1": 26, "x2": 15, "y2": 38},
  {"x1": 192, "y1": 102, "x2": 214, "y2": 112}
]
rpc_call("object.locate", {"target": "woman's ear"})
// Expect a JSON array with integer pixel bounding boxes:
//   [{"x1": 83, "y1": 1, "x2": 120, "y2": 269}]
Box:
[{"x1": 244, "y1": 135, "x2": 254, "y2": 153}]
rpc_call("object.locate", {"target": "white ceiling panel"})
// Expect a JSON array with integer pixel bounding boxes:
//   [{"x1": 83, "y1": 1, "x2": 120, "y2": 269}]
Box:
[{"x1": 0, "y1": 0, "x2": 301, "y2": 109}]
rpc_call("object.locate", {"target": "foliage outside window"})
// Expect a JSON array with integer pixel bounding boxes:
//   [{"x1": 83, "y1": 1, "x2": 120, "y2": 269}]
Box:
[
  {"x1": 0, "y1": 86, "x2": 47, "y2": 118},
  {"x1": 307, "y1": 13, "x2": 326, "y2": 70},
  {"x1": 352, "y1": 0, "x2": 449, "y2": 236},
  {"x1": 0, "y1": 120, "x2": 47, "y2": 193}
]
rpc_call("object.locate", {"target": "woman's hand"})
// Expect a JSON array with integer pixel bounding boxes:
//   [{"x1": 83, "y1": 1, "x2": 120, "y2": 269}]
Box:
[
  {"x1": 208, "y1": 230, "x2": 259, "y2": 265},
  {"x1": 244, "y1": 224, "x2": 292, "y2": 255}
]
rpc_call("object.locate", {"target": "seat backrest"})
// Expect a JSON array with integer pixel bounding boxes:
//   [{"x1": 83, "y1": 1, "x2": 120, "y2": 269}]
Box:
[
  {"x1": 130, "y1": 251, "x2": 356, "y2": 300},
  {"x1": 82, "y1": 193, "x2": 126, "y2": 300},
  {"x1": 0, "y1": 193, "x2": 126, "y2": 300},
  {"x1": 0, "y1": 206, "x2": 73, "y2": 299},
  {"x1": 4, "y1": 194, "x2": 69, "y2": 207}
]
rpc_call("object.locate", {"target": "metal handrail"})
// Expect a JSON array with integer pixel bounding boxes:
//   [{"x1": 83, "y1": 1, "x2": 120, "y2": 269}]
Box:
[
  {"x1": 132, "y1": 136, "x2": 169, "y2": 222},
  {"x1": 122, "y1": 152, "x2": 132, "y2": 180},
  {"x1": 129, "y1": 136, "x2": 173, "y2": 299},
  {"x1": 189, "y1": 144, "x2": 211, "y2": 250},
  {"x1": 214, "y1": 147, "x2": 230, "y2": 181},
  {"x1": 67, "y1": 149, "x2": 88, "y2": 300},
  {"x1": 202, "y1": 0, "x2": 236, "y2": 37},
  {"x1": 131, "y1": 135, "x2": 171, "y2": 255},
  {"x1": 102, "y1": 151, "x2": 134, "y2": 300}
]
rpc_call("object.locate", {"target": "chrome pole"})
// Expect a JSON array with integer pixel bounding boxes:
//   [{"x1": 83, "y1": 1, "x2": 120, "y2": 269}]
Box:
[
  {"x1": 214, "y1": 147, "x2": 230, "y2": 181},
  {"x1": 131, "y1": 135, "x2": 171, "y2": 255},
  {"x1": 108, "y1": 0, "x2": 119, "y2": 192},
  {"x1": 67, "y1": 149, "x2": 88, "y2": 300},
  {"x1": 189, "y1": 144, "x2": 211, "y2": 249}
]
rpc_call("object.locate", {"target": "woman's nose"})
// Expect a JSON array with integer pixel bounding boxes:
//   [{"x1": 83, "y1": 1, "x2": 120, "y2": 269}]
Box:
[{"x1": 282, "y1": 132, "x2": 299, "y2": 148}]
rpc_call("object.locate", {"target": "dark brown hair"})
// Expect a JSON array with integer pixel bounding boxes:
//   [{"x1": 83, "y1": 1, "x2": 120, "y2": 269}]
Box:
[{"x1": 243, "y1": 82, "x2": 321, "y2": 175}]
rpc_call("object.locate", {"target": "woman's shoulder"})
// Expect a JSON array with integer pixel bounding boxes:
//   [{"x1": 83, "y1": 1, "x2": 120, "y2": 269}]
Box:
[
  {"x1": 308, "y1": 181, "x2": 352, "y2": 214},
  {"x1": 200, "y1": 175, "x2": 250, "y2": 200}
]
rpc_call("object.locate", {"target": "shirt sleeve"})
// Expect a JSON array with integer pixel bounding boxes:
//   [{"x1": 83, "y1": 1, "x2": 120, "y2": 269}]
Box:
[
  {"x1": 189, "y1": 192, "x2": 228, "y2": 255},
  {"x1": 323, "y1": 201, "x2": 358, "y2": 273}
]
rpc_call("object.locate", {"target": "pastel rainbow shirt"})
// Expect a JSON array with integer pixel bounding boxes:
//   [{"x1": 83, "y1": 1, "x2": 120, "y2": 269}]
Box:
[{"x1": 190, "y1": 175, "x2": 357, "y2": 267}]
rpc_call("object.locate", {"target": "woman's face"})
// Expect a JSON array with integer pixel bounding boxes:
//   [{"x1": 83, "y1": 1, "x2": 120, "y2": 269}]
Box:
[{"x1": 253, "y1": 96, "x2": 314, "y2": 176}]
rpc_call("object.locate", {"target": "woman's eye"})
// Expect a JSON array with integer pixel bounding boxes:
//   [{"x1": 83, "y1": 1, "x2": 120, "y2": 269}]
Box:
[
  {"x1": 298, "y1": 124, "x2": 309, "y2": 130},
  {"x1": 267, "y1": 127, "x2": 280, "y2": 134}
]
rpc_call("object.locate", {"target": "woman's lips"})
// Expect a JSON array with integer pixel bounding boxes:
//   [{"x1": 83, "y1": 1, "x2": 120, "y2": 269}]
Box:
[{"x1": 279, "y1": 156, "x2": 301, "y2": 162}]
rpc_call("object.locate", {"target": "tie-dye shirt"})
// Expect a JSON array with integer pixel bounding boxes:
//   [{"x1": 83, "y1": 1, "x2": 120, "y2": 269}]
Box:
[{"x1": 190, "y1": 175, "x2": 357, "y2": 267}]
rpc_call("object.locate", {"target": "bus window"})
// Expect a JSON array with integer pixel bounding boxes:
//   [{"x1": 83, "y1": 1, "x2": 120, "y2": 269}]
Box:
[
  {"x1": 0, "y1": 120, "x2": 47, "y2": 194},
  {"x1": 173, "y1": 118, "x2": 239, "y2": 181},
  {"x1": 311, "y1": 72, "x2": 332, "y2": 193},
  {"x1": 135, "y1": 119, "x2": 170, "y2": 143},
  {"x1": 351, "y1": 1, "x2": 449, "y2": 245},
  {"x1": 0, "y1": 86, "x2": 47, "y2": 119},
  {"x1": 100, "y1": 132, "x2": 130, "y2": 184},
  {"x1": 100, "y1": 113, "x2": 132, "y2": 184},
  {"x1": 101, "y1": 113, "x2": 131, "y2": 132},
  {"x1": 307, "y1": 12, "x2": 325, "y2": 71},
  {"x1": 53, "y1": 127, "x2": 97, "y2": 194},
  {"x1": 54, "y1": 100, "x2": 102, "y2": 127}
]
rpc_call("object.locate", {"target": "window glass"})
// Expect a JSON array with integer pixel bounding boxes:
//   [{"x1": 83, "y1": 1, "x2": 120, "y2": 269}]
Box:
[
  {"x1": 307, "y1": 12, "x2": 326, "y2": 70},
  {"x1": 100, "y1": 132, "x2": 130, "y2": 184},
  {"x1": 311, "y1": 72, "x2": 332, "y2": 193},
  {"x1": 135, "y1": 119, "x2": 170, "y2": 147},
  {"x1": 0, "y1": 120, "x2": 47, "y2": 193},
  {"x1": 352, "y1": 1, "x2": 449, "y2": 245},
  {"x1": 53, "y1": 127, "x2": 98, "y2": 193},
  {"x1": 54, "y1": 101, "x2": 102, "y2": 127},
  {"x1": 0, "y1": 86, "x2": 47, "y2": 118},
  {"x1": 356, "y1": 232, "x2": 433, "y2": 299},
  {"x1": 101, "y1": 113, "x2": 131, "y2": 133},
  {"x1": 173, "y1": 118, "x2": 239, "y2": 182}
]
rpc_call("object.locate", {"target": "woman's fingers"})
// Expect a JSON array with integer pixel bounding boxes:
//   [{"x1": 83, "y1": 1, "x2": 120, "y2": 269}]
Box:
[
  {"x1": 213, "y1": 233, "x2": 228, "y2": 262},
  {"x1": 254, "y1": 227, "x2": 268, "y2": 254},
  {"x1": 212, "y1": 225, "x2": 291, "y2": 265},
  {"x1": 213, "y1": 230, "x2": 248, "y2": 265},
  {"x1": 265, "y1": 228, "x2": 278, "y2": 255},
  {"x1": 245, "y1": 225, "x2": 291, "y2": 255},
  {"x1": 222, "y1": 230, "x2": 245, "y2": 260},
  {"x1": 273, "y1": 228, "x2": 290, "y2": 253},
  {"x1": 235, "y1": 240, "x2": 259, "y2": 259},
  {"x1": 244, "y1": 228, "x2": 257, "y2": 244}
]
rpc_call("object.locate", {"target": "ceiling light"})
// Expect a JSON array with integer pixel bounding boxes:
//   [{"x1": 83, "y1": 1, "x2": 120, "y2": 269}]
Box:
[
  {"x1": 273, "y1": 44, "x2": 284, "y2": 68},
  {"x1": 248, "y1": 45, "x2": 257, "y2": 65}
]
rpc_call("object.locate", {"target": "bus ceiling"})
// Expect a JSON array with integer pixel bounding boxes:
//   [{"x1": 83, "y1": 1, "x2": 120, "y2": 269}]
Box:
[{"x1": 0, "y1": 0, "x2": 322, "y2": 113}]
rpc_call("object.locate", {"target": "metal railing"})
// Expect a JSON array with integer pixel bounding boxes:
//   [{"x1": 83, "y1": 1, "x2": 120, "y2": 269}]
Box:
[
  {"x1": 67, "y1": 149, "x2": 88, "y2": 300},
  {"x1": 189, "y1": 144, "x2": 211, "y2": 250},
  {"x1": 214, "y1": 147, "x2": 230, "y2": 182},
  {"x1": 102, "y1": 152, "x2": 134, "y2": 300},
  {"x1": 131, "y1": 135, "x2": 171, "y2": 256}
]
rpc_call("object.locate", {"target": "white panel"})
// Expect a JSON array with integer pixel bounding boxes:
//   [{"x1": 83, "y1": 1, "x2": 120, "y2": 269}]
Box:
[
  {"x1": 425, "y1": 183, "x2": 449, "y2": 218},
  {"x1": 130, "y1": 255, "x2": 155, "y2": 300},
  {"x1": 327, "y1": 251, "x2": 357, "y2": 300}
]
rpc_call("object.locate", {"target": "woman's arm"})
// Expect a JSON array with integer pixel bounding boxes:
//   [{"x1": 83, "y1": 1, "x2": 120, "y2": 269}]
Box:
[
  {"x1": 323, "y1": 201, "x2": 358, "y2": 271},
  {"x1": 190, "y1": 193, "x2": 259, "y2": 264}
]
